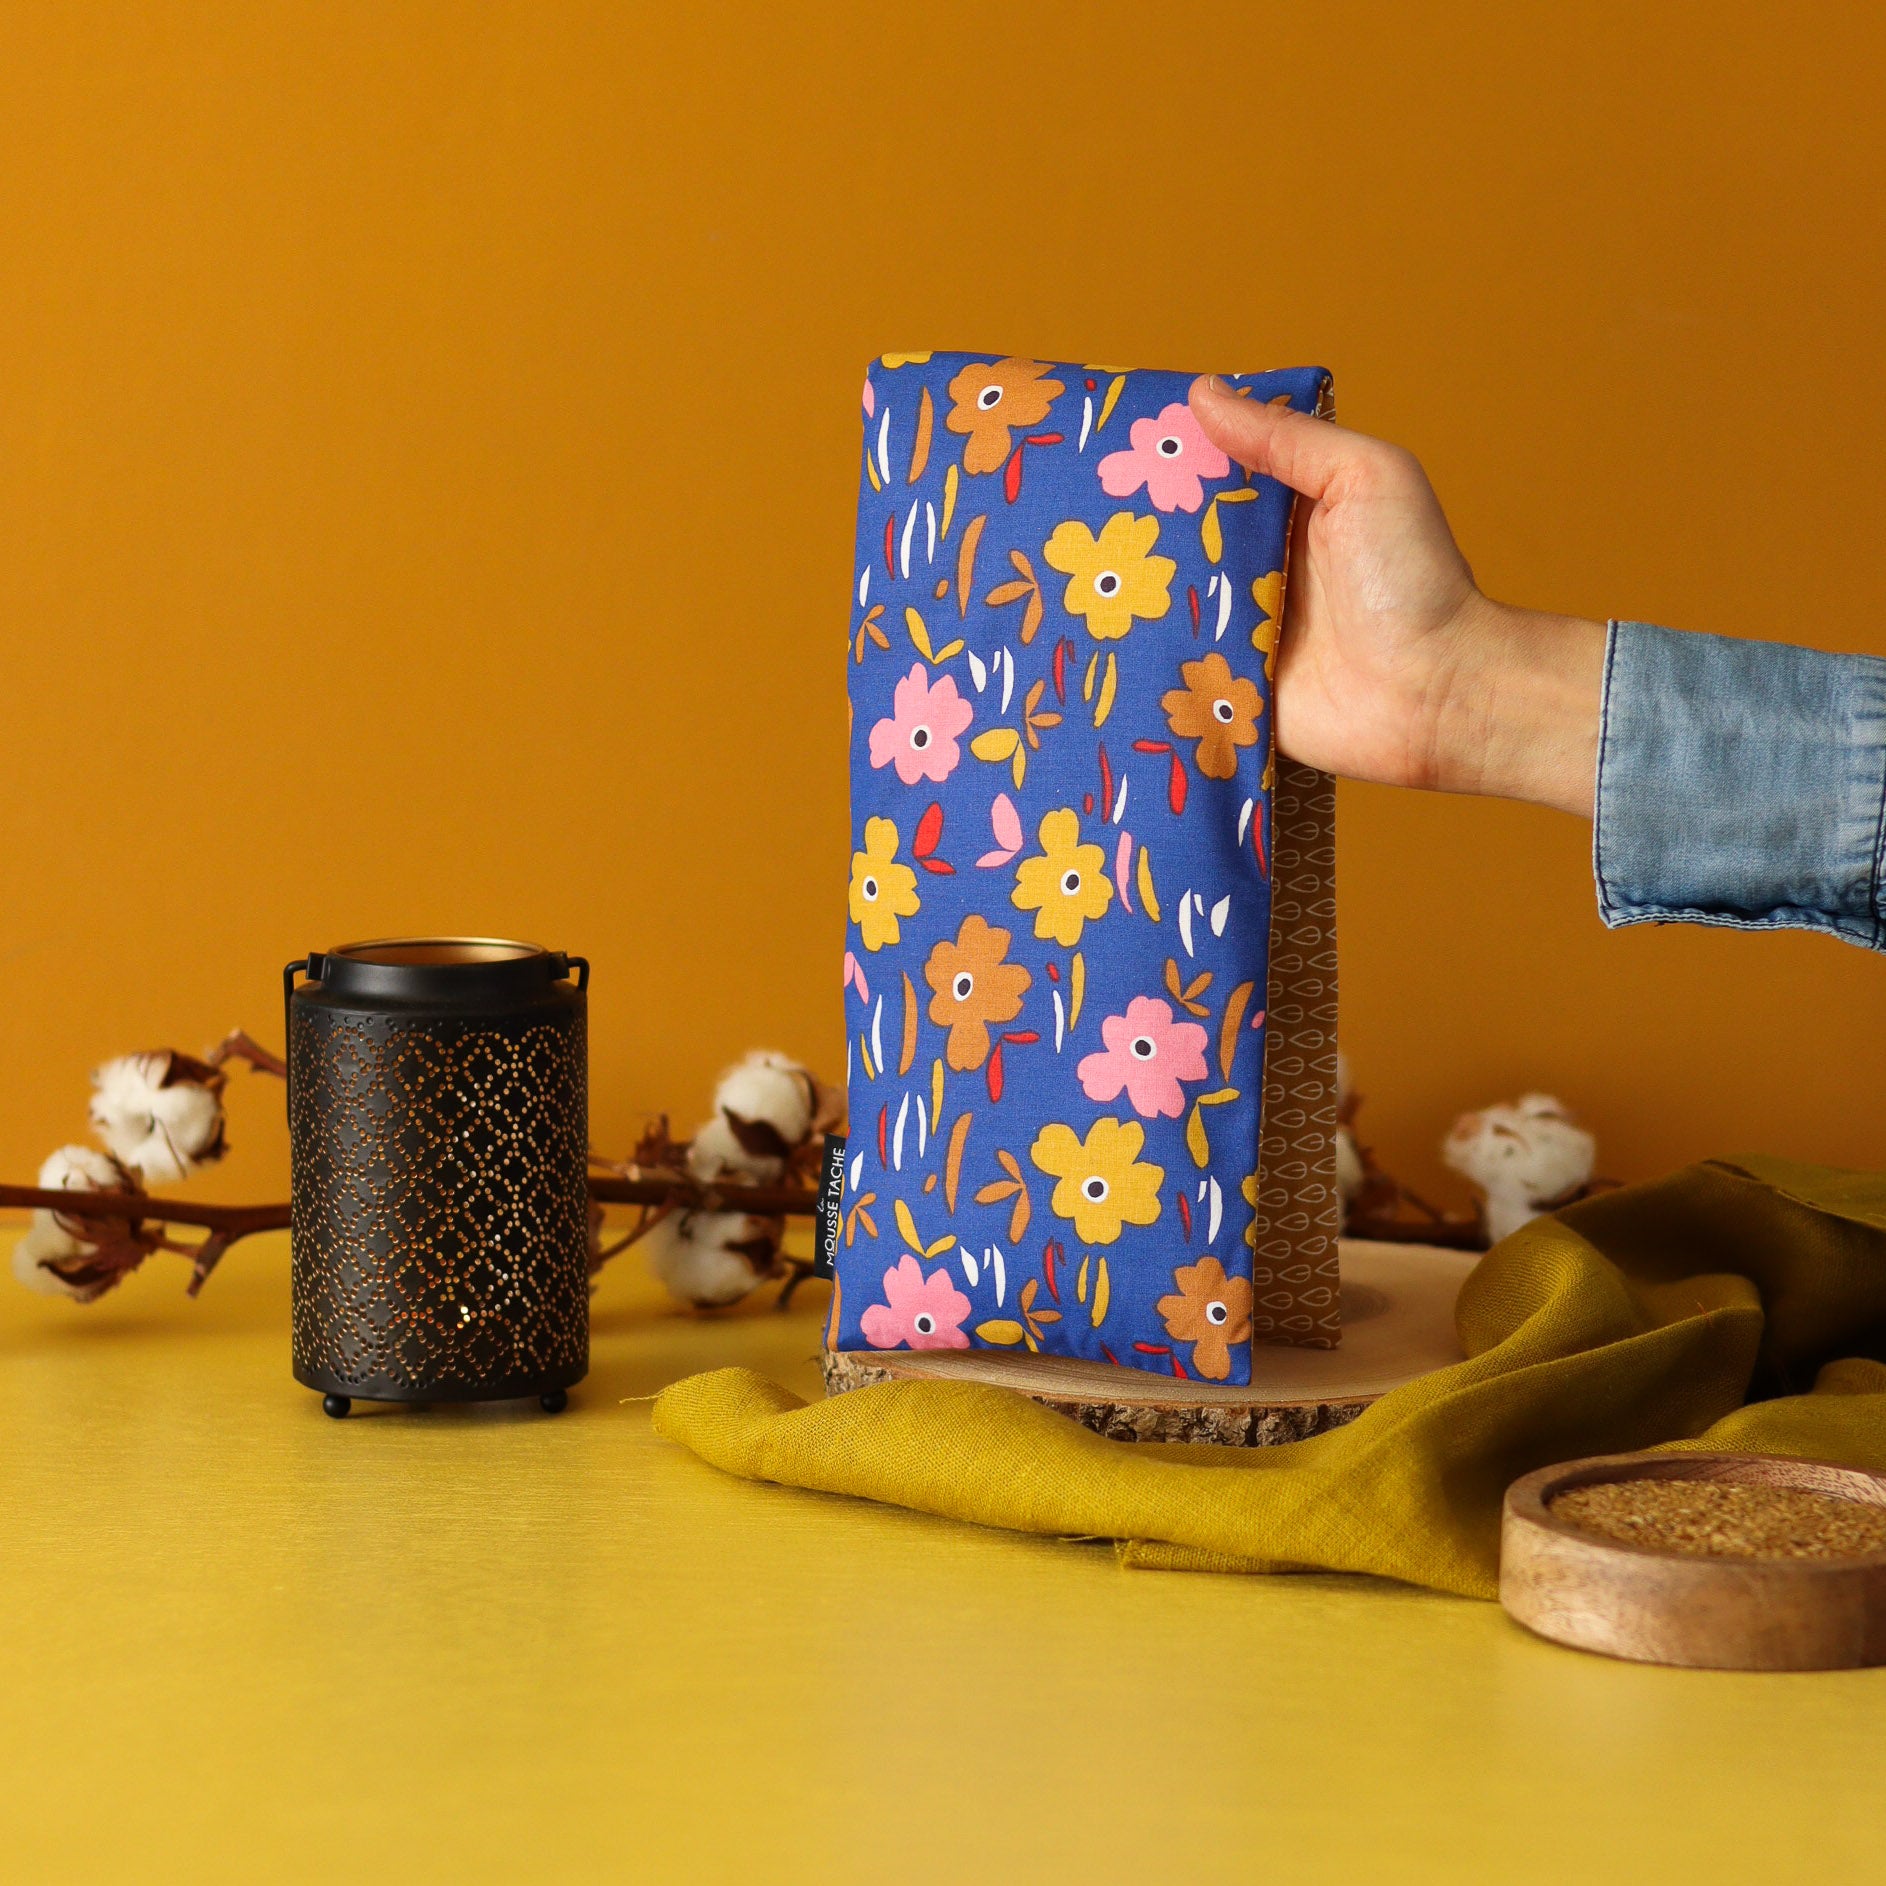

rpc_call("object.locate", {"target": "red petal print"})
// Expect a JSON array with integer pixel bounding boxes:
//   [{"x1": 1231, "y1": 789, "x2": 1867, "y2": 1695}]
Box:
[
  {"x1": 1082, "y1": 792, "x2": 1094, "y2": 814},
  {"x1": 1170, "y1": 1354, "x2": 1190, "y2": 1381},
  {"x1": 1253, "y1": 804, "x2": 1268, "y2": 876},
  {"x1": 1053, "y1": 638, "x2": 1067, "y2": 704},
  {"x1": 884, "y1": 512, "x2": 896, "y2": 577},
  {"x1": 1045, "y1": 961, "x2": 1060, "y2": 982},
  {"x1": 987, "y1": 1043, "x2": 1005, "y2": 1102},
  {"x1": 1043, "y1": 1242, "x2": 1061, "y2": 1304},
  {"x1": 1101, "y1": 1343, "x2": 1120, "y2": 1366},
  {"x1": 1026, "y1": 432, "x2": 1063, "y2": 446},
  {"x1": 1168, "y1": 752, "x2": 1188, "y2": 815},
  {"x1": 1133, "y1": 1342, "x2": 1171, "y2": 1356},
  {"x1": 1177, "y1": 1191, "x2": 1193, "y2": 1238},
  {"x1": 918, "y1": 857, "x2": 955, "y2": 875},
  {"x1": 1188, "y1": 584, "x2": 1201, "y2": 634},
  {"x1": 1098, "y1": 742, "x2": 1114, "y2": 817},
  {"x1": 877, "y1": 1104, "x2": 888, "y2": 1165},
  {"x1": 1003, "y1": 445, "x2": 1024, "y2": 504},
  {"x1": 1131, "y1": 739, "x2": 1170, "y2": 755},
  {"x1": 913, "y1": 801, "x2": 943, "y2": 859},
  {"x1": 1250, "y1": 1008, "x2": 1266, "y2": 1031},
  {"x1": 1002, "y1": 1030, "x2": 1039, "y2": 1045}
]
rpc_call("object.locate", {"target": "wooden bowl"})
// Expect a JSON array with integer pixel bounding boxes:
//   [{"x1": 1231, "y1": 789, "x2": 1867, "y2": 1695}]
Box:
[{"x1": 1501, "y1": 1451, "x2": 1886, "y2": 1670}]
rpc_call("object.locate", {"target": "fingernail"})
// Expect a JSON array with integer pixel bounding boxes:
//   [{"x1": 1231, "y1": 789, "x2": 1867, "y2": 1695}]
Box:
[{"x1": 1204, "y1": 374, "x2": 1234, "y2": 398}]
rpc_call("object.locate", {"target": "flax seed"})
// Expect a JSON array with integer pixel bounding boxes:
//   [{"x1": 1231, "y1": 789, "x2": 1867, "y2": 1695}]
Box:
[{"x1": 1550, "y1": 1478, "x2": 1886, "y2": 1561}]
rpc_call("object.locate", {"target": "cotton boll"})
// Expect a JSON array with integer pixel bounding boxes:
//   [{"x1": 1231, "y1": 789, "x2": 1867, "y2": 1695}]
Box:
[
  {"x1": 1480, "y1": 1192, "x2": 1536, "y2": 1247},
  {"x1": 642, "y1": 1211, "x2": 781, "y2": 1308},
  {"x1": 13, "y1": 1145, "x2": 138, "y2": 1298},
  {"x1": 39, "y1": 1143, "x2": 130, "y2": 1197},
  {"x1": 1443, "y1": 1095, "x2": 1596, "y2": 1245},
  {"x1": 13, "y1": 1214, "x2": 90, "y2": 1297},
  {"x1": 1334, "y1": 1125, "x2": 1365, "y2": 1222},
  {"x1": 1332, "y1": 1051, "x2": 1363, "y2": 1226},
  {"x1": 806, "y1": 1072, "x2": 847, "y2": 1139},
  {"x1": 687, "y1": 1113, "x2": 782, "y2": 1184},
  {"x1": 684, "y1": 1051, "x2": 823, "y2": 1182},
  {"x1": 716, "y1": 1050, "x2": 816, "y2": 1152},
  {"x1": 1444, "y1": 1094, "x2": 1595, "y2": 1215},
  {"x1": 714, "y1": 1051, "x2": 815, "y2": 1146},
  {"x1": 88, "y1": 1052, "x2": 227, "y2": 1185}
]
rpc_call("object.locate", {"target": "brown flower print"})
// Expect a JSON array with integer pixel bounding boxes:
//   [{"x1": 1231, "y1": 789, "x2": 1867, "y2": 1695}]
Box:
[
  {"x1": 923, "y1": 914, "x2": 1032, "y2": 1071},
  {"x1": 945, "y1": 358, "x2": 1065, "y2": 476},
  {"x1": 1160, "y1": 651, "x2": 1264, "y2": 781},
  {"x1": 1155, "y1": 1255, "x2": 1253, "y2": 1381}
]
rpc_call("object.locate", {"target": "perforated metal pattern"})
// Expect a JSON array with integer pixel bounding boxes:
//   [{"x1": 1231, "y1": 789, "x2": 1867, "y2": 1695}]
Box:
[{"x1": 288, "y1": 1007, "x2": 589, "y2": 1398}]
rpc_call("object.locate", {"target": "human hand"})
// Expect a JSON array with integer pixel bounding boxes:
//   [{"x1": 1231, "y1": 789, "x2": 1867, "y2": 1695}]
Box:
[{"x1": 1188, "y1": 375, "x2": 1606, "y2": 817}]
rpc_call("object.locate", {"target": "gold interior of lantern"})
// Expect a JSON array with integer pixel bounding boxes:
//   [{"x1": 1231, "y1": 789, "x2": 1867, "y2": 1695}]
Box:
[{"x1": 331, "y1": 937, "x2": 546, "y2": 967}]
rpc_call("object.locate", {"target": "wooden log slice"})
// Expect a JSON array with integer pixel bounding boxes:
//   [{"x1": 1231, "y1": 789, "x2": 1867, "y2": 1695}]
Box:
[
  {"x1": 820, "y1": 1239, "x2": 1476, "y2": 1447},
  {"x1": 1501, "y1": 1450, "x2": 1886, "y2": 1670}
]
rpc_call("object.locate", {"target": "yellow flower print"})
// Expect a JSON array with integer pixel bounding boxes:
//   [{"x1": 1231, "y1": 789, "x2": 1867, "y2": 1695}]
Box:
[
  {"x1": 880, "y1": 352, "x2": 934, "y2": 367},
  {"x1": 1042, "y1": 511, "x2": 1176, "y2": 641},
  {"x1": 1010, "y1": 808, "x2": 1112, "y2": 946},
  {"x1": 847, "y1": 816, "x2": 921, "y2": 953},
  {"x1": 1029, "y1": 1117, "x2": 1163, "y2": 1245}
]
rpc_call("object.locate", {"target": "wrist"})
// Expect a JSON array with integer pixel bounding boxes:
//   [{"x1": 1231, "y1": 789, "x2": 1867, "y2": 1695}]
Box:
[{"x1": 1431, "y1": 600, "x2": 1607, "y2": 816}]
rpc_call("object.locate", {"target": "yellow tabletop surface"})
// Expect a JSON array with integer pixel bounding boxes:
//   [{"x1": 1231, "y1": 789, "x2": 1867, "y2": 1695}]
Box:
[{"x1": 3, "y1": 1230, "x2": 1881, "y2": 1885}]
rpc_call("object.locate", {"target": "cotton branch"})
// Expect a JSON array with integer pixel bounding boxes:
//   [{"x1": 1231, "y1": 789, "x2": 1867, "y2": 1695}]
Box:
[
  {"x1": 5, "y1": 1038, "x2": 831, "y2": 1310},
  {"x1": 585, "y1": 1173, "x2": 818, "y2": 1218},
  {"x1": 0, "y1": 1184, "x2": 292, "y2": 1296},
  {"x1": 1, "y1": 1172, "x2": 819, "y2": 1300},
  {"x1": 203, "y1": 1030, "x2": 288, "y2": 1080}
]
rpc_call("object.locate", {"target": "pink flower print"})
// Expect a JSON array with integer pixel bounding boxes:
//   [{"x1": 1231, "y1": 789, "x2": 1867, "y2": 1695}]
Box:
[
  {"x1": 859, "y1": 1253, "x2": 972, "y2": 1350},
  {"x1": 868, "y1": 664, "x2": 975, "y2": 786},
  {"x1": 1097, "y1": 402, "x2": 1231, "y2": 515},
  {"x1": 1077, "y1": 996, "x2": 1209, "y2": 1119}
]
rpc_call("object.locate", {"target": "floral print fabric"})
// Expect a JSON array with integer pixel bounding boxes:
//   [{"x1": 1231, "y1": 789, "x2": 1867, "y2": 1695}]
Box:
[{"x1": 838, "y1": 353, "x2": 1331, "y2": 1385}]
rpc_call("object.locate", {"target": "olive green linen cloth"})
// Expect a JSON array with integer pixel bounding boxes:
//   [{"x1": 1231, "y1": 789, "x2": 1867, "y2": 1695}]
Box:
[{"x1": 652, "y1": 1158, "x2": 1886, "y2": 1598}]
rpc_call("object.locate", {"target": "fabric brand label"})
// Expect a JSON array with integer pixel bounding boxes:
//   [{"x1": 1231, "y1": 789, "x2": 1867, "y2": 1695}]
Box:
[{"x1": 813, "y1": 1134, "x2": 846, "y2": 1278}]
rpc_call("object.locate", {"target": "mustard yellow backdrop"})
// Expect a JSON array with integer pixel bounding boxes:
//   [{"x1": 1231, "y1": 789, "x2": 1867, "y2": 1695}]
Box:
[{"x1": 3, "y1": 1, "x2": 1884, "y2": 1216}]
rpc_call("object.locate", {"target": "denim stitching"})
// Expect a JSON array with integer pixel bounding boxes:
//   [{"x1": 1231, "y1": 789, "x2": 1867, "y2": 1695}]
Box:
[
  {"x1": 1592, "y1": 621, "x2": 1621, "y2": 923},
  {"x1": 1865, "y1": 665, "x2": 1886, "y2": 951},
  {"x1": 1601, "y1": 902, "x2": 1869, "y2": 944}
]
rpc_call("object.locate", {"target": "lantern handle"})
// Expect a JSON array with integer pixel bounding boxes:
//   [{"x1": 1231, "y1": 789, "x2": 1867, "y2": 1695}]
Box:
[
  {"x1": 283, "y1": 955, "x2": 327, "y2": 1039},
  {"x1": 559, "y1": 954, "x2": 590, "y2": 992}
]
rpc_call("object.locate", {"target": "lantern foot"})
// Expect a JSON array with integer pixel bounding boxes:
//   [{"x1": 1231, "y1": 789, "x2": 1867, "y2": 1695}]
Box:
[
  {"x1": 540, "y1": 1389, "x2": 568, "y2": 1415},
  {"x1": 322, "y1": 1393, "x2": 352, "y2": 1420}
]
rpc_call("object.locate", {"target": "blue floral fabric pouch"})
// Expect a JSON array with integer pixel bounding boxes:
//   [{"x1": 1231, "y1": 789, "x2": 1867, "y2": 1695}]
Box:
[{"x1": 834, "y1": 354, "x2": 1339, "y2": 1386}]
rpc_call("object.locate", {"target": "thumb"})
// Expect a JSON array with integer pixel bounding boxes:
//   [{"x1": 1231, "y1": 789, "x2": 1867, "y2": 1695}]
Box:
[{"x1": 1189, "y1": 375, "x2": 1366, "y2": 501}]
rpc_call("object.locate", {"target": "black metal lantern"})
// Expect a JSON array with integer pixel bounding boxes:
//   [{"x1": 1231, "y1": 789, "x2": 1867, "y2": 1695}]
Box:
[{"x1": 284, "y1": 939, "x2": 590, "y2": 1418}]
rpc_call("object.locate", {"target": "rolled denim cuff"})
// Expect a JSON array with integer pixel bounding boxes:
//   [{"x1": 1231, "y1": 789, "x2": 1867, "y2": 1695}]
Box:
[{"x1": 1595, "y1": 620, "x2": 1886, "y2": 950}]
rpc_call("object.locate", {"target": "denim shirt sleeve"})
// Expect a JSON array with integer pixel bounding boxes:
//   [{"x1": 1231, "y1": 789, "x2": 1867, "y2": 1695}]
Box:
[{"x1": 1595, "y1": 620, "x2": 1886, "y2": 950}]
